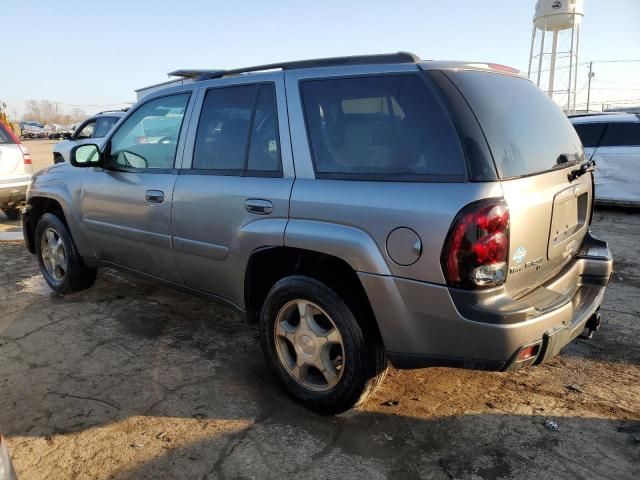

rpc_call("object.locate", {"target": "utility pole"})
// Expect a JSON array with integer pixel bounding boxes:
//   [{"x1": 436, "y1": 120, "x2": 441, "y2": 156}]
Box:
[{"x1": 586, "y1": 61, "x2": 595, "y2": 112}]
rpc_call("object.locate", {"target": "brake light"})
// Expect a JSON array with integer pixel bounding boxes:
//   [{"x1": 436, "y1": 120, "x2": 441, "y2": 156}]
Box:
[
  {"x1": 19, "y1": 144, "x2": 32, "y2": 164},
  {"x1": 441, "y1": 199, "x2": 510, "y2": 288},
  {"x1": 487, "y1": 63, "x2": 521, "y2": 74},
  {"x1": 2, "y1": 124, "x2": 32, "y2": 165}
]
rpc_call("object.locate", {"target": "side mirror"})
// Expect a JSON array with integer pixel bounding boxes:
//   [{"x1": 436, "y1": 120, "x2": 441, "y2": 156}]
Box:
[{"x1": 70, "y1": 144, "x2": 102, "y2": 168}]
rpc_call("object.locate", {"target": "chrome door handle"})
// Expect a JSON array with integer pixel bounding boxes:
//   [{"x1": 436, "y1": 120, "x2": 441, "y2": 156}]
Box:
[
  {"x1": 145, "y1": 190, "x2": 165, "y2": 203},
  {"x1": 245, "y1": 198, "x2": 273, "y2": 215}
]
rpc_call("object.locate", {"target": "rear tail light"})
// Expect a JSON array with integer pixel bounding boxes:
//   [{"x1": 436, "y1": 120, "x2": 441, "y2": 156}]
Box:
[
  {"x1": 441, "y1": 199, "x2": 510, "y2": 288},
  {"x1": 2, "y1": 124, "x2": 32, "y2": 165},
  {"x1": 19, "y1": 144, "x2": 32, "y2": 164}
]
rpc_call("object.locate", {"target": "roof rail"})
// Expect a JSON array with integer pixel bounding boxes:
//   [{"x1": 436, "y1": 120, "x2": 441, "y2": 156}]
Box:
[
  {"x1": 168, "y1": 52, "x2": 420, "y2": 81},
  {"x1": 95, "y1": 108, "x2": 129, "y2": 115},
  {"x1": 567, "y1": 112, "x2": 627, "y2": 118}
]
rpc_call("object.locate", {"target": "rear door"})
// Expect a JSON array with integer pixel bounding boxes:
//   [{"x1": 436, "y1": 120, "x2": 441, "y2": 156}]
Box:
[
  {"x1": 171, "y1": 73, "x2": 294, "y2": 308},
  {"x1": 591, "y1": 122, "x2": 640, "y2": 204},
  {"x1": 446, "y1": 70, "x2": 592, "y2": 296}
]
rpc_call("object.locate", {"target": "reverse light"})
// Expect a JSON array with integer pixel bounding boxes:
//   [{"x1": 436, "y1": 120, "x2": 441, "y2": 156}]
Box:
[{"x1": 441, "y1": 200, "x2": 510, "y2": 289}]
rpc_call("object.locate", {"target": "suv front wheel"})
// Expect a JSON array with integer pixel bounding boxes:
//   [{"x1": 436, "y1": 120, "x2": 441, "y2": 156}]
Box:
[
  {"x1": 260, "y1": 275, "x2": 387, "y2": 414},
  {"x1": 35, "y1": 213, "x2": 97, "y2": 294}
]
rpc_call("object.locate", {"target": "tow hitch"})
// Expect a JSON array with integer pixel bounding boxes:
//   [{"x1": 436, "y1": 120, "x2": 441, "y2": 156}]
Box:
[{"x1": 579, "y1": 310, "x2": 601, "y2": 340}]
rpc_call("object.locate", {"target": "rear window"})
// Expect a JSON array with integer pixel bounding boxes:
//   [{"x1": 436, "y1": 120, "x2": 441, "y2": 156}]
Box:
[
  {"x1": 601, "y1": 122, "x2": 640, "y2": 147},
  {"x1": 448, "y1": 71, "x2": 583, "y2": 178},
  {"x1": 0, "y1": 124, "x2": 16, "y2": 144},
  {"x1": 300, "y1": 74, "x2": 466, "y2": 180},
  {"x1": 573, "y1": 123, "x2": 607, "y2": 148}
]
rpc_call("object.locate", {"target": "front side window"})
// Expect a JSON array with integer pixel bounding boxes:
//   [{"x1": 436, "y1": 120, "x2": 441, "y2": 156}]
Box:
[
  {"x1": 75, "y1": 120, "x2": 96, "y2": 139},
  {"x1": 573, "y1": 123, "x2": 607, "y2": 148},
  {"x1": 93, "y1": 116, "x2": 119, "y2": 138},
  {"x1": 601, "y1": 122, "x2": 640, "y2": 147},
  {"x1": 192, "y1": 83, "x2": 281, "y2": 174},
  {"x1": 109, "y1": 94, "x2": 190, "y2": 169},
  {"x1": 300, "y1": 74, "x2": 466, "y2": 179}
]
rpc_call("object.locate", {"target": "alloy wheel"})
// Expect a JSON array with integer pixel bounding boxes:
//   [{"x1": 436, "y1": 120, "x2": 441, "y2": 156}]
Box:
[
  {"x1": 274, "y1": 299, "x2": 345, "y2": 392},
  {"x1": 40, "y1": 227, "x2": 67, "y2": 282}
]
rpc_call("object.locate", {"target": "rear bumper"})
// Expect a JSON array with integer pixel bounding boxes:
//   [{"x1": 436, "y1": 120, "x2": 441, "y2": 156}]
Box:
[
  {"x1": 0, "y1": 176, "x2": 30, "y2": 207},
  {"x1": 360, "y1": 232, "x2": 612, "y2": 371}
]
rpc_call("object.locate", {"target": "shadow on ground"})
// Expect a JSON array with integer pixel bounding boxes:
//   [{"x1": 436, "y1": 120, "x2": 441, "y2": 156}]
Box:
[{"x1": 0, "y1": 207, "x2": 639, "y2": 479}]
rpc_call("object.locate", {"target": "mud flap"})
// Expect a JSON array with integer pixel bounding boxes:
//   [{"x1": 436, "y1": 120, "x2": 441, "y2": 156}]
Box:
[{"x1": 537, "y1": 324, "x2": 572, "y2": 363}]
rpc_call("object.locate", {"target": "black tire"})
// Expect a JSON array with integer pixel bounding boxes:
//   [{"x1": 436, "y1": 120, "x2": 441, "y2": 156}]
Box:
[
  {"x1": 260, "y1": 275, "x2": 387, "y2": 415},
  {"x1": 2, "y1": 208, "x2": 20, "y2": 221},
  {"x1": 35, "y1": 213, "x2": 97, "y2": 294}
]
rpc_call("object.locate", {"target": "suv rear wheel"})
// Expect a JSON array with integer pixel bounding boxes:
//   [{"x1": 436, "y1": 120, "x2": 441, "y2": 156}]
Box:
[
  {"x1": 35, "y1": 213, "x2": 97, "y2": 294},
  {"x1": 260, "y1": 275, "x2": 387, "y2": 414}
]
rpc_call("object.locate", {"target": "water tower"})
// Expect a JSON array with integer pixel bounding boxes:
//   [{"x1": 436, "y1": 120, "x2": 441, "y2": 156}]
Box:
[{"x1": 527, "y1": 0, "x2": 584, "y2": 113}]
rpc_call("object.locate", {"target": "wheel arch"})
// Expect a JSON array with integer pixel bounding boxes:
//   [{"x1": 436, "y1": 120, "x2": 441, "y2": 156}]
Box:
[{"x1": 244, "y1": 246, "x2": 385, "y2": 348}]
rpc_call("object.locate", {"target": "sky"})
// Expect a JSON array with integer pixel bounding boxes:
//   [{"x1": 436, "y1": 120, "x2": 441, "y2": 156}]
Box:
[{"x1": 1, "y1": 0, "x2": 639, "y2": 118}]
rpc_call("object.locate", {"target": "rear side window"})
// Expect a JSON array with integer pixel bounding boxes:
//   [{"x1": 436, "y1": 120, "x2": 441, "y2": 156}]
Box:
[
  {"x1": 0, "y1": 124, "x2": 16, "y2": 144},
  {"x1": 192, "y1": 83, "x2": 281, "y2": 175},
  {"x1": 93, "y1": 116, "x2": 119, "y2": 138},
  {"x1": 601, "y1": 123, "x2": 640, "y2": 147},
  {"x1": 300, "y1": 74, "x2": 466, "y2": 180},
  {"x1": 573, "y1": 123, "x2": 607, "y2": 148},
  {"x1": 448, "y1": 71, "x2": 583, "y2": 178}
]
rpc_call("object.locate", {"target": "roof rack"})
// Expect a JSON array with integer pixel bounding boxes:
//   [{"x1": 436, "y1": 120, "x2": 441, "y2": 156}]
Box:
[
  {"x1": 168, "y1": 52, "x2": 420, "y2": 81},
  {"x1": 95, "y1": 108, "x2": 129, "y2": 115},
  {"x1": 567, "y1": 112, "x2": 626, "y2": 118}
]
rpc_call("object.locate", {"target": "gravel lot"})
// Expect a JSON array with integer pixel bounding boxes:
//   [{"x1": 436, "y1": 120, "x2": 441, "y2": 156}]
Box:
[{"x1": 0, "y1": 140, "x2": 638, "y2": 479}]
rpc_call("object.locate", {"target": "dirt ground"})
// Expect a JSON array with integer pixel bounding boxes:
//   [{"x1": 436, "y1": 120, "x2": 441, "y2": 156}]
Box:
[{"x1": 0, "y1": 140, "x2": 638, "y2": 479}]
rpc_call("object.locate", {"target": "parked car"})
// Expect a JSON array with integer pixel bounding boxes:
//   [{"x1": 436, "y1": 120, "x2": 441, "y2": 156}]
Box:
[
  {"x1": 22, "y1": 53, "x2": 612, "y2": 414},
  {"x1": 44, "y1": 124, "x2": 73, "y2": 140},
  {"x1": 570, "y1": 112, "x2": 640, "y2": 206},
  {"x1": 19, "y1": 121, "x2": 46, "y2": 139},
  {"x1": 0, "y1": 122, "x2": 33, "y2": 220},
  {"x1": 0, "y1": 429, "x2": 18, "y2": 480},
  {"x1": 52, "y1": 111, "x2": 125, "y2": 163}
]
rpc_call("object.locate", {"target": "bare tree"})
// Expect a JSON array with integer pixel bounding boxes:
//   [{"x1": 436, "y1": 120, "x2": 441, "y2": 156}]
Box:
[
  {"x1": 69, "y1": 108, "x2": 87, "y2": 123},
  {"x1": 23, "y1": 100, "x2": 66, "y2": 124}
]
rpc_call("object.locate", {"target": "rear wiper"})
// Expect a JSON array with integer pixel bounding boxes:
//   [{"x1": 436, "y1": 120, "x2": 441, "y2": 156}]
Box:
[{"x1": 568, "y1": 159, "x2": 595, "y2": 182}]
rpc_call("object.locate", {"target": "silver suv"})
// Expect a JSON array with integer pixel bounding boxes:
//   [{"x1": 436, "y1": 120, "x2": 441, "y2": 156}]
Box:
[
  {"x1": 52, "y1": 110, "x2": 126, "y2": 163},
  {"x1": 23, "y1": 53, "x2": 613, "y2": 414}
]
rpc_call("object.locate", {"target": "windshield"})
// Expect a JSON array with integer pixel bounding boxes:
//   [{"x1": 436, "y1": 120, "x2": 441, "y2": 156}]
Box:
[{"x1": 447, "y1": 70, "x2": 583, "y2": 178}]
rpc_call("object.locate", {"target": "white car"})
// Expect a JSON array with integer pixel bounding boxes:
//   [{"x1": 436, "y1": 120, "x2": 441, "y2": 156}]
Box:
[
  {"x1": 52, "y1": 110, "x2": 125, "y2": 163},
  {"x1": 0, "y1": 429, "x2": 17, "y2": 480},
  {"x1": 0, "y1": 123, "x2": 33, "y2": 220},
  {"x1": 570, "y1": 113, "x2": 640, "y2": 206}
]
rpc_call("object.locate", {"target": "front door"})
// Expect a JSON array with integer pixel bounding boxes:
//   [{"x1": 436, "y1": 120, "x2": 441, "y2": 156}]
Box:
[
  {"x1": 171, "y1": 75, "x2": 294, "y2": 307},
  {"x1": 80, "y1": 92, "x2": 193, "y2": 284}
]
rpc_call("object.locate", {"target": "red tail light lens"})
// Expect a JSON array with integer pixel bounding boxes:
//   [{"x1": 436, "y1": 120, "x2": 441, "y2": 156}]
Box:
[
  {"x1": 1, "y1": 124, "x2": 32, "y2": 165},
  {"x1": 441, "y1": 199, "x2": 510, "y2": 288},
  {"x1": 19, "y1": 144, "x2": 32, "y2": 164}
]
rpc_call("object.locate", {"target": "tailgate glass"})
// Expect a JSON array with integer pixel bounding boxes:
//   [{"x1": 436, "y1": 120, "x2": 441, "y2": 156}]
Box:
[{"x1": 445, "y1": 70, "x2": 584, "y2": 178}]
